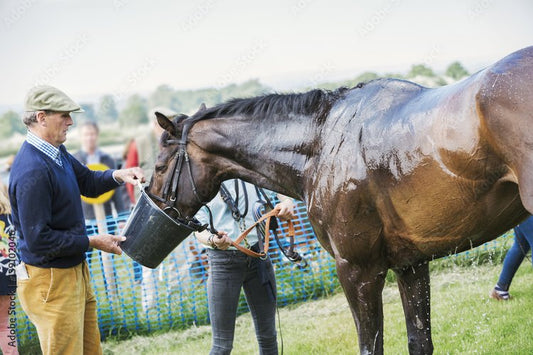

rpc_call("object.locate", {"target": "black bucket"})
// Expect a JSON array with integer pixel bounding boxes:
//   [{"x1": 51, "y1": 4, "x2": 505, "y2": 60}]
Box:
[{"x1": 121, "y1": 188, "x2": 197, "y2": 269}]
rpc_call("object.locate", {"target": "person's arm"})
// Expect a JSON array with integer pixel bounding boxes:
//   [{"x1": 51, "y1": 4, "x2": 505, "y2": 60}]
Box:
[
  {"x1": 274, "y1": 193, "x2": 295, "y2": 220},
  {"x1": 14, "y1": 167, "x2": 90, "y2": 262},
  {"x1": 68, "y1": 152, "x2": 145, "y2": 196},
  {"x1": 195, "y1": 229, "x2": 231, "y2": 250},
  {"x1": 102, "y1": 154, "x2": 130, "y2": 213},
  {"x1": 69, "y1": 152, "x2": 119, "y2": 197},
  {"x1": 193, "y1": 205, "x2": 231, "y2": 250},
  {"x1": 88, "y1": 234, "x2": 125, "y2": 254}
]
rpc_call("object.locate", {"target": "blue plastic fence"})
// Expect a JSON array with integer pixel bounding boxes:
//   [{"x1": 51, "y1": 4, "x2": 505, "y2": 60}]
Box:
[{"x1": 14, "y1": 200, "x2": 514, "y2": 346}]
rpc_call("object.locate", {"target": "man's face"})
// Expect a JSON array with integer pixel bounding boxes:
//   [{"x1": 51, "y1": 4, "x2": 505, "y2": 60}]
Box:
[
  {"x1": 80, "y1": 124, "x2": 98, "y2": 153},
  {"x1": 39, "y1": 111, "x2": 73, "y2": 147}
]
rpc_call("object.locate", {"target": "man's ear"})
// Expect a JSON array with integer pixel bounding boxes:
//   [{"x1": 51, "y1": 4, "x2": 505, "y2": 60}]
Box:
[{"x1": 36, "y1": 111, "x2": 47, "y2": 126}]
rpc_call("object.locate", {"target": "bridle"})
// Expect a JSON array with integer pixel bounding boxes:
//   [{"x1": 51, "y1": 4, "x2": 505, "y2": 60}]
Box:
[
  {"x1": 146, "y1": 117, "x2": 215, "y2": 234},
  {"x1": 146, "y1": 114, "x2": 296, "y2": 260}
]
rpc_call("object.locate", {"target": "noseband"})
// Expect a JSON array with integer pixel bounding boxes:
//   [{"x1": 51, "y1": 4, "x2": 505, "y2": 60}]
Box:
[{"x1": 146, "y1": 118, "x2": 214, "y2": 233}]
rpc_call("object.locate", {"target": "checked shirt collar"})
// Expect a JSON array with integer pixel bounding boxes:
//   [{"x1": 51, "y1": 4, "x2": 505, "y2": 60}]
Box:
[{"x1": 26, "y1": 131, "x2": 63, "y2": 167}]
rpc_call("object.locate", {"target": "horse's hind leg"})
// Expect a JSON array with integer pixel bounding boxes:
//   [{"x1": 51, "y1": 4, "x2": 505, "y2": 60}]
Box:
[
  {"x1": 336, "y1": 258, "x2": 387, "y2": 355},
  {"x1": 394, "y1": 262, "x2": 433, "y2": 355}
]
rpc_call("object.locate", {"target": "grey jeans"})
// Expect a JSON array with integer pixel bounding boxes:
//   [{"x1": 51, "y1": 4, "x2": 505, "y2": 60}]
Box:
[{"x1": 207, "y1": 248, "x2": 278, "y2": 355}]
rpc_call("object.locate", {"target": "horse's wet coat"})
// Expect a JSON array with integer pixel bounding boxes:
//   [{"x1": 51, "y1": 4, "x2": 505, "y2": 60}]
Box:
[{"x1": 148, "y1": 46, "x2": 533, "y2": 354}]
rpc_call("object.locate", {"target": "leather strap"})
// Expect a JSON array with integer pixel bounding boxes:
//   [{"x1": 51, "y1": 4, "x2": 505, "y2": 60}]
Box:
[{"x1": 229, "y1": 208, "x2": 295, "y2": 258}]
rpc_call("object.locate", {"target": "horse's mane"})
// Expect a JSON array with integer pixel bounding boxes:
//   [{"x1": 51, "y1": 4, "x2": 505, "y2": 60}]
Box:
[{"x1": 190, "y1": 87, "x2": 353, "y2": 122}]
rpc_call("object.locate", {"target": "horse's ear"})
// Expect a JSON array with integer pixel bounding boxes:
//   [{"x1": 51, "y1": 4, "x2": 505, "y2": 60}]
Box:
[
  {"x1": 198, "y1": 103, "x2": 207, "y2": 112},
  {"x1": 155, "y1": 111, "x2": 175, "y2": 134}
]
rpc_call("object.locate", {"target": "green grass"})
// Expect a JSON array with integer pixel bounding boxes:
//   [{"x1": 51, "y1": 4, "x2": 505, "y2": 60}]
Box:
[{"x1": 101, "y1": 261, "x2": 533, "y2": 354}]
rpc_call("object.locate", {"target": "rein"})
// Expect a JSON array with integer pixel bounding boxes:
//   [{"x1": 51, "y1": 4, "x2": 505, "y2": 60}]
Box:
[
  {"x1": 255, "y1": 187, "x2": 306, "y2": 265},
  {"x1": 229, "y1": 208, "x2": 295, "y2": 259}
]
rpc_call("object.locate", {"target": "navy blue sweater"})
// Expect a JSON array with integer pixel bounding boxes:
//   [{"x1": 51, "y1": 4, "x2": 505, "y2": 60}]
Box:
[{"x1": 9, "y1": 141, "x2": 120, "y2": 268}]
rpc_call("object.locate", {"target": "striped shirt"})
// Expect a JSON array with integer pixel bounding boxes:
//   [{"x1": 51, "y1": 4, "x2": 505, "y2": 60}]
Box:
[{"x1": 26, "y1": 131, "x2": 63, "y2": 167}]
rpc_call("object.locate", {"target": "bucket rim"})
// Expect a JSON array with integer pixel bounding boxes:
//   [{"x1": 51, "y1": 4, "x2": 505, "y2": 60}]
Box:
[{"x1": 138, "y1": 188, "x2": 196, "y2": 232}]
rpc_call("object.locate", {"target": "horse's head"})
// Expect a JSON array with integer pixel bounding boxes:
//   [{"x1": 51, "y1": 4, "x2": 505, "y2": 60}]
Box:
[{"x1": 146, "y1": 104, "x2": 221, "y2": 224}]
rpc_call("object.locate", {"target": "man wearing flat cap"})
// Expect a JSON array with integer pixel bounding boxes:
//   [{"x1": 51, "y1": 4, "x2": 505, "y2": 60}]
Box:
[{"x1": 9, "y1": 85, "x2": 146, "y2": 355}]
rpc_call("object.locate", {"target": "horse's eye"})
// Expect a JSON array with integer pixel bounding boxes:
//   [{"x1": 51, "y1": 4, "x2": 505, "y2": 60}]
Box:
[{"x1": 155, "y1": 164, "x2": 167, "y2": 173}]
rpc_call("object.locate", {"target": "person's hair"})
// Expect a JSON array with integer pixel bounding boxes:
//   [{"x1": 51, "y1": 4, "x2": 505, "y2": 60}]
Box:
[
  {"x1": 80, "y1": 120, "x2": 99, "y2": 134},
  {"x1": 22, "y1": 111, "x2": 38, "y2": 126},
  {"x1": 0, "y1": 181, "x2": 10, "y2": 215},
  {"x1": 22, "y1": 110, "x2": 55, "y2": 127}
]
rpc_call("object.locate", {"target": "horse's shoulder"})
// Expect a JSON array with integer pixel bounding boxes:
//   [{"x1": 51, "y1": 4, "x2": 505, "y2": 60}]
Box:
[{"x1": 475, "y1": 46, "x2": 533, "y2": 114}]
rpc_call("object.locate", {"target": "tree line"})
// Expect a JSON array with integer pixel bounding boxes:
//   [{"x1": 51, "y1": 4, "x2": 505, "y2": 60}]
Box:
[{"x1": 0, "y1": 61, "x2": 469, "y2": 138}]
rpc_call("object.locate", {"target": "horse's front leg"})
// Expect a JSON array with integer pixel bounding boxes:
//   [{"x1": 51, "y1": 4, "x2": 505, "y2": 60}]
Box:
[
  {"x1": 336, "y1": 258, "x2": 387, "y2": 355},
  {"x1": 394, "y1": 262, "x2": 433, "y2": 355}
]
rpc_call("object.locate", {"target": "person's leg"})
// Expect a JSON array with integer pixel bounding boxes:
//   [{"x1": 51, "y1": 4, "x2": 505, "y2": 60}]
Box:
[
  {"x1": 0, "y1": 295, "x2": 18, "y2": 354},
  {"x1": 141, "y1": 266, "x2": 158, "y2": 312},
  {"x1": 243, "y1": 257, "x2": 278, "y2": 355},
  {"x1": 17, "y1": 264, "x2": 85, "y2": 355},
  {"x1": 82, "y1": 262, "x2": 103, "y2": 355},
  {"x1": 515, "y1": 216, "x2": 533, "y2": 267},
  {"x1": 496, "y1": 226, "x2": 529, "y2": 291},
  {"x1": 133, "y1": 261, "x2": 142, "y2": 284},
  {"x1": 207, "y1": 250, "x2": 246, "y2": 355}
]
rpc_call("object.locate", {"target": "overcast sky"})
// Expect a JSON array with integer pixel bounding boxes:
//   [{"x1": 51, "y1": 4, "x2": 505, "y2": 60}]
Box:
[{"x1": 1, "y1": 0, "x2": 532, "y2": 110}]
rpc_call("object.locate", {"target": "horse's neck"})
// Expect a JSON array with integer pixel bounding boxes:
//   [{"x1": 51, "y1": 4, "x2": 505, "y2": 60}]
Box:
[{"x1": 191, "y1": 115, "x2": 318, "y2": 199}]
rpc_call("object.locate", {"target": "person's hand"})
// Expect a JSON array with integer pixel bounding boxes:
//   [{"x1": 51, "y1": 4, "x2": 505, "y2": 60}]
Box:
[
  {"x1": 274, "y1": 199, "x2": 295, "y2": 220},
  {"x1": 113, "y1": 167, "x2": 146, "y2": 185},
  {"x1": 211, "y1": 231, "x2": 232, "y2": 250},
  {"x1": 89, "y1": 234, "x2": 126, "y2": 255}
]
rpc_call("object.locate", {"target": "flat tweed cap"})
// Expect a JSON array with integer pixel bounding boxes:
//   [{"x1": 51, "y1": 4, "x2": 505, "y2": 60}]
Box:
[{"x1": 25, "y1": 85, "x2": 84, "y2": 112}]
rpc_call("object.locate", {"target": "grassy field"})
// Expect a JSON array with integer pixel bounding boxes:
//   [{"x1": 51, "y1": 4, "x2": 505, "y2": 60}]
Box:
[{"x1": 101, "y1": 260, "x2": 533, "y2": 354}]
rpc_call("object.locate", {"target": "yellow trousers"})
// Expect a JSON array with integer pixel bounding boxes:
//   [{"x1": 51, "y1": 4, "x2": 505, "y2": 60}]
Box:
[{"x1": 17, "y1": 262, "x2": 102, "y2": 355}]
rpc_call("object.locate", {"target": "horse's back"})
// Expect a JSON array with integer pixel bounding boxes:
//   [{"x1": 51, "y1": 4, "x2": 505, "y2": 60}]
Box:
[{"x1": 311, "y1": 49, "x2": 533, "y2": 267}]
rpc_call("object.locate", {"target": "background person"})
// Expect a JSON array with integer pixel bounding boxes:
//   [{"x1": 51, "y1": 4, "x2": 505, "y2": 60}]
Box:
[
  {"x1": 0, "y1": 181, "x2": 18, "y2": 355},
  {"x1": 194, "y1": 179, "x2": 294, "y2": 354},
  {"x1": 490, "y1": 215, "x2": 533, "y2": 300},
  {"x1": 124, "y1": 107, "x2": 177, "y2": 203},
  {"x1": 9, "y1": 85, "x2": 145, "y2": 355},
  {"x1": 74, "y1": 120, "x2": 137, "y2": 290}
]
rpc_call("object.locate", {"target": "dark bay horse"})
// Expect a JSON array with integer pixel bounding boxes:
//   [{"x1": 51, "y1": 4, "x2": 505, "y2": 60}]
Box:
[{"x1": 147, "y1": 46, "x2": 533, "y2": 354}]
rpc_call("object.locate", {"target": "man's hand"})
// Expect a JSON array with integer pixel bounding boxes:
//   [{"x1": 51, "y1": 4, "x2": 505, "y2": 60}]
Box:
[
  {"x1": 113, "y1": 167, "x2": 146, "y2": 185},
  {"x1": 89, "y1": 234, "x2": 126, "y2": 255},
  {"x1": 274, "y1": 199, "x2": 295, "y2": 220}
]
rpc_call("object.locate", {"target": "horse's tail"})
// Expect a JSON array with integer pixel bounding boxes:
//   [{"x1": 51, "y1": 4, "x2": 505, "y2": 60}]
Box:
[{"x1": 476, "y1": 46, "x2": 533, "y2": 212}]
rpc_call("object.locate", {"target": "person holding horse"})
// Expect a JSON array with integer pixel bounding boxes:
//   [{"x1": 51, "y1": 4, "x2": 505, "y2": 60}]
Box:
[
  {"x1": 194, "y1": 179, "x2": 294, "y2": 355},
  {"x1": 9, "y1": 85, "x2": 145, "y2": 355},
  {"x1": 490, "y1": 215, "x2": 533, "y2": 300}
]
